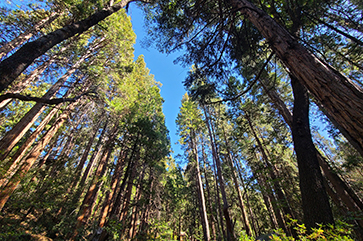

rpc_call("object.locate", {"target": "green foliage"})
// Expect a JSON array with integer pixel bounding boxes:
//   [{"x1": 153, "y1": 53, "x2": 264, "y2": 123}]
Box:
[
  {"x1": 238, "y1": 220, "x2": 354, "y2": 241},
  {"x1": 272, "y1": 219, "x2": 354, "y2": 241}
]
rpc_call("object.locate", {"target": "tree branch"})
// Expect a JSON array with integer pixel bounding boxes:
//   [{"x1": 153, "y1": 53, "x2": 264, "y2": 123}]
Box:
[
  {"x1": 207, "y1": 52, "x2": 274, "y2": 104},
  {"x1": 0, "y1": 91, "x2": 96, "y2": 105}
]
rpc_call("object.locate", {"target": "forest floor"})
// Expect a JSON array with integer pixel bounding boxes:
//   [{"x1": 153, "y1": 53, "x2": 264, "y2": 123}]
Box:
[{"x1": 0, "y1": 212, "x2": 53, "y2": 241}]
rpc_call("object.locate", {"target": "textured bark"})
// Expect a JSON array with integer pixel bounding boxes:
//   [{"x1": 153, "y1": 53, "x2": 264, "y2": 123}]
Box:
[
  {"x1": 230, "y1": 0, "x2": 363, "y2": 158},
  {"x1": 0, "y1": 100, "x2": 78, "y2": 211},
  {"x1": 0, "y1": 11, "x2": 59, "y2": 59},
  {"x1": 0, "y1": 0, "x2": 132, "y2": 92},
  {"x1": 291, "y1": 76, "x2": 334, "y2": 228}
]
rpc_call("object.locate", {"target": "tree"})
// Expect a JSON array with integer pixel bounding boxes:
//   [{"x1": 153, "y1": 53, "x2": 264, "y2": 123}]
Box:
[{"x1": 176, "y1": 93, "x2": 211, "y2": 241}]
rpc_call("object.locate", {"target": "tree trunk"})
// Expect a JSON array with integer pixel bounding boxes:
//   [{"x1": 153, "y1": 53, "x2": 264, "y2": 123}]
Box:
[
  {"x1": 290, "y1": 75, "x2": 334, "y2": 229},
  {"x1": 253, "y1": 161, "x2": 282, "y2": 231},
  {"x1": 107, "y1": 148, "x2": 136, "y2": 222},
  {"x1": 230, "y1": 0, "x2": 363, "y2": 158},
  {"x1": 201, "y1": 142, "x2": 217, "y2": 240},
  {"x1": 0, "y1": 58, "x2": 48, "y2": 110},
  {"x1": 0, "y1": 100, "x2": 79, "y2": 211},
  {"x1": 235, "y1": 160, "x2": 258, "y2": 235},
  {"x1": 262, "y1": 77, "x2": 363, "y2": 226},
  {"x1": 0, "y1": 105, "x2": 60, "y2": 188},
  {"x1": 72, "y1": 124, "x2": 118, "y2": 240},
  {"x1": 221, "y1": 125, "x2": 252, "y2": 236},
  {"x1": 0, "y1": 0, "x2": 132, "y2": 92},
  {"x1": 203, "y1": 105, "x2": 235, "y2": 240},
  {"x1": 129, "y1": 163, "x2": 147, "y2": 240},
  {"x1": 79, "y1": 121, "x2": 109, "y2": 187},
  {"x1": 245, "y1": 111, "x2": 293, "y2": 232},
  {"x1": 190, "y1": 131, "x2": 210, "y2": 241},
  {"x1": 0, "y1": 11, "x2": 59, "y2": 59},
  {"x1": 98, "y1": 149, "x2": 126, "y2": 227},
  {"x1": 119, "y1": 158, "x2": 138, "y2": 223}
]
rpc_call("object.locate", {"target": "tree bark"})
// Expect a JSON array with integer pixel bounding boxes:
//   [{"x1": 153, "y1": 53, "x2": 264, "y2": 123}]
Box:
[
  {"x1": 290, "y1": 76, "x2": 334, "y2": 228},
  {"x1": 262, "y1": 78, "x2": 363, "y2": 225}
]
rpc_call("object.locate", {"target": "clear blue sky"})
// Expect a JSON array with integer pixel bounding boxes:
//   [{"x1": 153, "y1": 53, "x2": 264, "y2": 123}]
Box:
[{"x1": 129, "y1": 4, "x2": 188, "y2": 158}]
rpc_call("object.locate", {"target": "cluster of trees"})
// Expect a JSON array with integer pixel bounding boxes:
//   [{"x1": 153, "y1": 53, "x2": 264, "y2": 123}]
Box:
[
  {"x1": 0, "y1": 0, "x2": 362, "y2": 240},
  {"x1": 144, "y1": 0, "x2": 362, "y2": 239},
  {"x1": 0, "y1": 3, "x2": 171, "y2": 240}
]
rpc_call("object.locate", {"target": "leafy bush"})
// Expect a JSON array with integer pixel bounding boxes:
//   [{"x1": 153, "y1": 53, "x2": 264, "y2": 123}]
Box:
[{"x1": 239, "y1": 220, "x2": 354, "y2": 241}]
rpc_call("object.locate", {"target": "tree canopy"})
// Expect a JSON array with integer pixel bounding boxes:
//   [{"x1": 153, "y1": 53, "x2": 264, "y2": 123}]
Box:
[{"x1": 0, "y1": 0, "x2": 362, "y2": 240}]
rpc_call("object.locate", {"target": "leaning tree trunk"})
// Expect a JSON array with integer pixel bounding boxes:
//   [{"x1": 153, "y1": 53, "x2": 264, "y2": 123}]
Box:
[
  {"x1": 0, "y1": 100, "x2": 79, "y2": 211},
  {"x1": 0, "y1": 11, "x2": 59, "y2": 59},
  {"x1": 0, "y1": 57, "x2": 50, "y2": 110},
  {"x1": 229, "y1": 0, "x2": 363, "y2": 158},
  {"x1": 0, "y1": 105, "x2": 60, "y2": 188},
  {"x1": 235, "y1": 160, "x2": 258, "y2": 235},
  {"x1": 0, "y1": 0, "x2": 132, "y2": 92},
  {"x1": 290, "y1": 76, "x2": 334, "y2": 229},
  {"x1": 245, "y1": 112, "x2": 295, "y2": 228}
]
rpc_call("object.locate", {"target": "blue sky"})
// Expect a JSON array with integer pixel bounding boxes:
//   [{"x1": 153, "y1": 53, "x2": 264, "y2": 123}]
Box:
[{"x1": 128, "y1": 4, "x2": 188, "y2": 158}]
